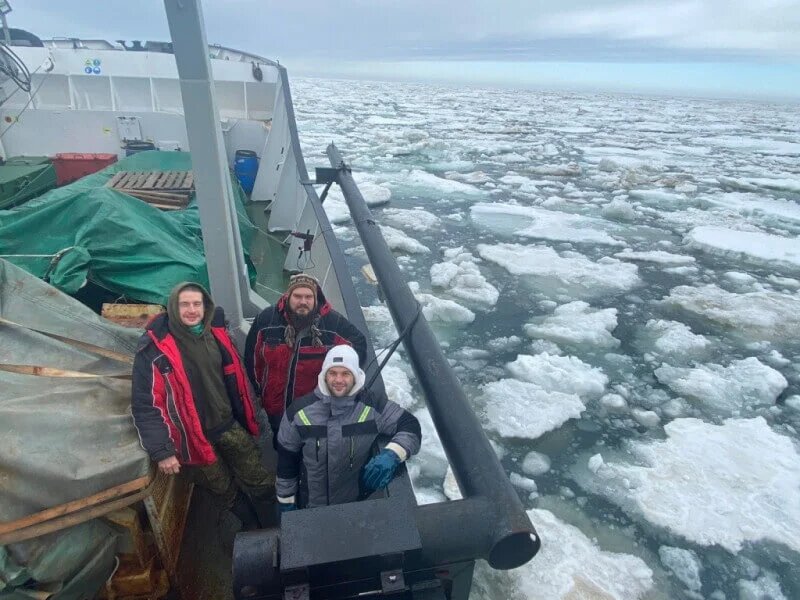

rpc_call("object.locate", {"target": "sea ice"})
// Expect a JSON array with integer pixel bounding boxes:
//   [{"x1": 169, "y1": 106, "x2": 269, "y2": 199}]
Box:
[
  {"x1": 483, "y1": 379, "x2": 585, "y2": 439},
  {"x1": 324, "y1": 178, "x2": 391, "y2": 223},
  {"x1": 382, "y1": 363, "x2": 417, "y2": 410},
  {"x1": 579, "y1": 417, "x2": 800, "y2": 553},
  {"x1": 414, "y1": 291, "x2": 475, "y2": 323},
  {"x1": 628, "y1": 189, "x2": 687, "y2": 206},
  {"x1": 380, "y1": 225, "x2": 430, "y2": 254},
  {"x1": 601, "y1": 198, "x2": 639, "y2": 222},
  {"x1": 430, "y1": 248, "x2": 499, "y2": 308},
  {"x1": 443, "y1": 466, "x2": 462, "y2": 501},
  {"x1": 471, "y1": 203, "x2": 624, "y2": 246},
  {"x1": 654, "y1": 357, "x2": 787, "y2": 414},
  {"x1": 477, "y1": 243, "x2": 640, "y2": 299},
  {"x1": 686, "y1": 226, "x2": 800, "y2": 273},
  {"x1": 639, "y1": 319, "x2": 710, "y2": 361},
  {"x1": 614, "y1": 249, "x2": 696, "y2": 265},
  {"x1": 506, "y1": 353, "x2": 608, "y2": 399},
  {"x1": 403, "y1": 169, "x2": 483, "y2": 196},
  {"x1": 658, "y1": 546, "x2": 702, "y2": 592},
  {"x1": 738, "y1": 572, "x2": 788, "y2": 600},
  {"x1": 474, "y1": 508, "x2": 653, "y2": 600},
  {"x1": 487, "y1": 335, "x2": 522, "y2": 352},
  {"x1": 522, "y1": 451, "x2": 551, "y2": 476},
  {"x1": 382, "y1": 207, "x2": 441, "y2": 231},
  {"x1": 525, "y1": 301, "x2": 620, "y2": 349},
  {"x1": 412, "y1": 408, "x2": 448, "y2": 479},
  {"x1": 661, "y1": 284, "x2": 800, "y2": 342},
  {"x1": 705, "y1": 191, "x2": 800, "y2": 226}
]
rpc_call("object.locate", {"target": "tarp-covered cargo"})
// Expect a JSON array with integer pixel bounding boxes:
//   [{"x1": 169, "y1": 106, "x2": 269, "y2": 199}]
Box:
[
  {"x1": 0, "y1": 258, "x2": 149, "y2": 599},
  {"x1": 0, "y1": 151, "x2": 256, "y2": 305}
]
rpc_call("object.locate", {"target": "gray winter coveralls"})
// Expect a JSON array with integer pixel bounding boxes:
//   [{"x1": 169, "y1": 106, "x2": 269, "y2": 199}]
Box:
[{"x1": 276, "y1": 388, "x2": 421, "y2": 508}]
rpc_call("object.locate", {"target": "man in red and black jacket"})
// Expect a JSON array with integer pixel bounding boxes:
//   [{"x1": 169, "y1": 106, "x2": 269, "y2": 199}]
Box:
[
  {"x1": 131, "y1": 282, "x2": 274, "y2": 530},
  {"x1": 244, "y1": 274, "x2": 367, "y2": 448}
]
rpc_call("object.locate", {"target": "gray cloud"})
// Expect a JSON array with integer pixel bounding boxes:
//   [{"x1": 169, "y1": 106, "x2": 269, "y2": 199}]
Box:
[{"x1": 7, "y1": 0, "x2": 800, "y2": 62}]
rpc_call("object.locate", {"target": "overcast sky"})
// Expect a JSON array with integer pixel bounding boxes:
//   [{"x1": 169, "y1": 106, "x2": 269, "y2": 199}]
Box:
[{"x1": 8, "y1": 1, "x2": 800, "y2": 98}]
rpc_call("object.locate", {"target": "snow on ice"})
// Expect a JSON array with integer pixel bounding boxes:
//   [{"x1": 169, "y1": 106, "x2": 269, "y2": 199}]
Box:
[
  {"x1": 471, "y1": 203, "x2": 624, "y2": 245},
  {"x1": 477, "y1": 243, "x2": 640, "y2": 299},
  {"x1": 661, "y1": 284, "x2": 800, "y2": 342},
  {"x1": 578, "y1": 417, "x2": 800, "y2": 553},
  {"x1": 380, "y1": 224, "x2": 430, "y2": 254},
  {"x1": 525, "y1": 301, "x2": 620, "y2": 349},
  {"x1": 474, "y1": 508, "x2": 653, "y2": 600},
  {"x1": 654, "y1": 357, "x2": 787, "y2": 415},
  {"x1": 430, "y1": 247, "x2": 499, "y2": 308},
  {"x1": 686, "y1": 226, "x2": 800, "y2": 273}
]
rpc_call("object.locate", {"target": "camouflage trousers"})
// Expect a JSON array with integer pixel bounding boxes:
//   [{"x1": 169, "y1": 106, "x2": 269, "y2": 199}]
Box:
[{"x1": 186, "y1": 423, "x2": 275, "y2": 508}]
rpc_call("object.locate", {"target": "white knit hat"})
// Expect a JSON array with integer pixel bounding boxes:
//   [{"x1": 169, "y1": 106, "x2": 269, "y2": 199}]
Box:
[{"x1": 317, "y1": 345, "x2": 365, "y2": 397}]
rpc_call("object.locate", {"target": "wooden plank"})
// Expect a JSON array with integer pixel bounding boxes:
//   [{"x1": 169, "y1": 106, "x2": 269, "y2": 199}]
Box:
[
  {"x1": 131, "y1": 190, "x2": 188, "y2": 203},
  {"x1": 143, "y1": 172, "x2": 160, "y2": 190},
  {"x1": 184, "y1": 172, "x2": 194, "y2": 189},
  {"x1": 0, "y1": 364, "x2": 131, "y2": 379},
  {"x1": 0, "y1": 475, "x2": 151, "y2": 535},
  {"x1": 164, "y1": 171, "x2": 178, "y2": 189},
  {"x1": 115, "y1": 172, "x2": 132, "y2": 188},
  {"x1": 106, "y1": 172, "x2": 125, "y2": 188}
]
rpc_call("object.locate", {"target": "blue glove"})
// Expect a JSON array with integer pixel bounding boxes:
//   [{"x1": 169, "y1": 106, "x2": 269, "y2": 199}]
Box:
[
  {"x1": 278, "y1": 501, "x2": 297, "y2": 513},
  {"x1": 361, "y1": 448, "x2": 402, "y2": 491}
]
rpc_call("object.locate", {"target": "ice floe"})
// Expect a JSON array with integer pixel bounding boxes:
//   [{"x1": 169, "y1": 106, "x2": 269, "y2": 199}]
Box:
[
  {"x1": 483, "y1": 378, "x2": 585, "y2": 439},
  {"x1": 430, "y1": 247, "x2": 499, "y2": 308},
  {"x1": 408, "y1": 282, "x2": 475, "y2": 323},
  {"x1": 738, "y1": 572, "x2": 788, "y2": 600},
  {"x1": 323, "y1": 177, "x2": 391, "y2": 224},
  {"x1": 661, "y1": 284, "x2": 800, "y2": 342},
  {"x1": 658, "y1": 546, "x2": 702, "y2": 592},
  {"x1": 477, "y1": 243, "x2": 640, "y2": 299},
  {"x1": 686, "y1": 226, "x2": 800, "y2": 273},
  {"x1": 522, "y1": 451, "x2": 552, "y2": 476},
  {"x1": 525, "y1": 301, "x2": 620, "y2": 349},
  {"x1": 578, "y1": 417, "x2": 800, "y2": 553},
  {"x1": 614, "y1": 249, "x2": 696, "y2": 265},
  {"x1": 401, "y1": 169, "x2": 484, "y2": 196},
  {"x1": 381, "y1": 207, "x2": 442, "y2": 231},
  {"x1": 506, "y1": 353, "x2": 607, "y2": 399},
  {"x1": 380, "y1": 224, "x2": 430, "y2": 254},
  {"x1": 638, "y1": 319, "x2": 710, "y2": 362},
  {"x1": 474, "y1": 508, "x2": 653, "y2": 600},
  {"x1": 471, "y1": 203, "x2": 624, "y2": 246},
  {"x1": 654, "y1": 357, "x2": 787, "y2": 415}
]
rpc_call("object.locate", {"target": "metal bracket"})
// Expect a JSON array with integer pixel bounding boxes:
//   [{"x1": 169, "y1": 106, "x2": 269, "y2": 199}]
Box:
[
  {"x1": 283, "y1": 583, "x2": 309, "y2": 600},
  {"x1": 380, "y1": 569, "x2": 406, "y2": 593},
  {"x1": 314, "y1": 167, "x2": 340, "y2": 185}
]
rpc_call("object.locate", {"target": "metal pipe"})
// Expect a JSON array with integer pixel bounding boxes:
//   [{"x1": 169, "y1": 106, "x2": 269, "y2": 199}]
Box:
[{"x1": 326, "y1": 144, "x2": 539, "y2": 570}]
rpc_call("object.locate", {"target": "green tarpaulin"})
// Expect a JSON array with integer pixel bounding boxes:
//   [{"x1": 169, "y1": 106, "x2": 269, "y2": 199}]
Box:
[{"x1": 0, "y1": 151, "x2": 256, "y2": 305}]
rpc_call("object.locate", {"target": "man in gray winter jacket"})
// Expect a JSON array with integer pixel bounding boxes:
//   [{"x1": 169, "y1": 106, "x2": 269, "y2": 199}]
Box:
[{"x1": 276, "y1": 345, "x2": 421, "y2": 510}]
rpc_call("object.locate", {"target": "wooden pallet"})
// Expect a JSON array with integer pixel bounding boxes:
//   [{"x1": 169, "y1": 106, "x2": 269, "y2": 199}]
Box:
[{"x1": 107, "y1": 170, "x2": 194, "y2": 210}]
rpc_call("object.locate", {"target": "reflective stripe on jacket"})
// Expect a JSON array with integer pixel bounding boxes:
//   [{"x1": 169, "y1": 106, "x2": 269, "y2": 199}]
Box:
[{"x1": 276, "y1": 388, "x2": 421, "y2": 508}]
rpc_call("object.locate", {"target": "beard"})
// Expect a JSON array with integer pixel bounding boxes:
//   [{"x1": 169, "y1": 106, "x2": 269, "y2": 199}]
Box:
[{"x1": 288, "y1": 310, "x2": 314, "y2": 331}]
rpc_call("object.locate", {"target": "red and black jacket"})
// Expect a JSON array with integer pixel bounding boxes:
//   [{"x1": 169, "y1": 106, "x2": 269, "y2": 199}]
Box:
[
  {"x1": 131, "y1": 307, "x2": 259, "y2": 466},
  {"x1": 244, "y1": 287, "x2": 367, "y2": 417}
]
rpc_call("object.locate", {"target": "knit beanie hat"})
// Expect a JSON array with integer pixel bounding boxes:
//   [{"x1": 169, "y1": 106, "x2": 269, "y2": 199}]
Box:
[
  {"x1": 286, "y1": 273, "x2": 319, "y2": 299},
  {"x1": 317, "y1": 345, "x2": 365, "y2": 397}
]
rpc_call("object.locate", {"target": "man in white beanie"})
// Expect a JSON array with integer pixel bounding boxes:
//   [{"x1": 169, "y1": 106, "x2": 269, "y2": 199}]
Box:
[{"x1": 275, "y1": 345, "x2": 421, "y2": 510}]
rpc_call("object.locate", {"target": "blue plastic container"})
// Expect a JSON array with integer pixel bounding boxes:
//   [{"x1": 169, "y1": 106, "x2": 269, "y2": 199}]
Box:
[
  {"x1": 234, "y1": 149, "x2": 259, "y2": 194},
  {"x1": 124, "y1": 140, "x2": 156, "y2": 156}
]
